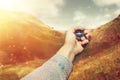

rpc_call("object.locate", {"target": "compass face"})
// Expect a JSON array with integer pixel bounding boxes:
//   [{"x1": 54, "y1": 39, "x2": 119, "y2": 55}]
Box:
[{"x1": 75, "y1": 29, "x2": 84, "y2": 40}]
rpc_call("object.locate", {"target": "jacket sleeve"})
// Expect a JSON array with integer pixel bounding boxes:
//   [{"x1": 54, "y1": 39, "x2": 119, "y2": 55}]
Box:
[{"x1": 20, "y1": 54, "x2": 73, "y2": 80}]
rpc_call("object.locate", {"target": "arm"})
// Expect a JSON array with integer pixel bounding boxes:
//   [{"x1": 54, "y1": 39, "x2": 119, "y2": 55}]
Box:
[{"x1": 21, "y1": 27, "x2": 90, "y2": 80}]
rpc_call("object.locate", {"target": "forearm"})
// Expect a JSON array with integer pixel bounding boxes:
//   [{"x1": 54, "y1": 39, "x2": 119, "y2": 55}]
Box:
[
  {"x1": 57, "y1": 44, "x2": 75, "y2": 62},
  {"x1": 21, "y1": 52, "x2": 73, "y2": 80}
]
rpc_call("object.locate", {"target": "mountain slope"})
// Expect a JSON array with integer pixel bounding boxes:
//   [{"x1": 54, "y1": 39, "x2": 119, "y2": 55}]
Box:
[
  {"x1": 69, "y1": 15, "x2": 120, "y2": 80},
  {"x1": 0, "y1": 10, "x2": 64, "y2": 65}
]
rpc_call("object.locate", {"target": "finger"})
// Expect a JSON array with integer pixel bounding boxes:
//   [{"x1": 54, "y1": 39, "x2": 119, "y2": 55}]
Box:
[
  {"x1": 70, "y1": 26, "x2": 79, "y2": 33},
  {"x1": 84, "y1": 30, "x2": 88, "y2": 35},
  {"x1": 84, "y1": 29, "x2": 91, "y2": 34},
  {"x1": 81, "y1": 39, "x2": 89, "y2": 45},
  {"x1": 73, "y1": 26, "x2": 79, "y2": 29},
  {"x1": 86, "y1": 34, "x2": 90, "y2": 39},
  {"x1": 81, "y1": 36, "x2": 86, "y2": 41},
  {"x1": 84, "y1": 29, "x2": 92, "y2": 39}
]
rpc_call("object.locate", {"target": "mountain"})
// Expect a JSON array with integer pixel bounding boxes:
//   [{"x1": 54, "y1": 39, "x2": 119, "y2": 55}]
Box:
[
  {"x1": 0, "y1": 10, "x2": 64, "y2": 65},
  {"x1": 0, "y1": 10, "x2": 64, "y2": 80},
  {"x1": 0, "y1": 10, "x2": 120, "y2": 80},
  {"x1": 69, "y1": 15, "x2": 120, "y2": 80}
]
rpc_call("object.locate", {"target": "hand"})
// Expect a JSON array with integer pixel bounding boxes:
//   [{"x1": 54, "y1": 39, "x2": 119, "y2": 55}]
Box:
[
  {"x1": 64, "y1": 27, "x2": 90, "y2": 55},
  {"x1": 57, "y1": 26, "x2": 91, "y2": 62}
]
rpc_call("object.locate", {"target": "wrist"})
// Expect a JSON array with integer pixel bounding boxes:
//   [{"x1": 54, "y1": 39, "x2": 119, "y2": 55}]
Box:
[{"x1": 57, "y1": 44, "x2": 75, "y2": 62}]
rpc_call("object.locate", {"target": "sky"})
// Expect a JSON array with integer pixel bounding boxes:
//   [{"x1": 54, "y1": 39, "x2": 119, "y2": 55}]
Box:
[{"x1": 0, "y1": 0, "x2": 120, "y2": 30}]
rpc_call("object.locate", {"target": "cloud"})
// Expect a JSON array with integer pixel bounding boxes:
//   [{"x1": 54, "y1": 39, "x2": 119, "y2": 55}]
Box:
[
  {"x1": 17, "y1": 0, "x2": 66, "y2": 30},
  {"x1": 73, "y1": 11, "x2": 113, "y2": 29},
  {"x1": 0, "y1": 0, "x2": 65, "y2": 24},
  {"x1": 18, "y1": 0, "x2": 65, "y2": 19},
  {"x1": 114, "y1": 9, "x2": 120, "y2": 16},
  {"x1": 92, "y1": 0, "x2": 120, "y2": 6},
  {"x1": 0, "y1": 0, "x2": 71, "y2": 30},
  {"x1": 73, "y1": 11, "x2": 86, "y2": 21}
]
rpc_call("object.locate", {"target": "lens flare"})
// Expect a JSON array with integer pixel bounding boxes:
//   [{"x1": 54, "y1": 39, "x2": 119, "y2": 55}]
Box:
[{"x1": 0, "y1": 0, "x2": 18, "y2": 10}]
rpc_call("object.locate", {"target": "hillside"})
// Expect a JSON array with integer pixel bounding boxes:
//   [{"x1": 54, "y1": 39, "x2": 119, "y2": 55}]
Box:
[
  {"x1": 0, "y1": 10, "x2": 64, "y2": 80},
  {"x1": 0, "y1": 10, "x2": 64, "y2": 65},
  {"x1": 69, "y1": 15, "x2": 120, "y2": 80},
  {"x1": 0, "y1": 10, "x2": 120, "y2": 80}
]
